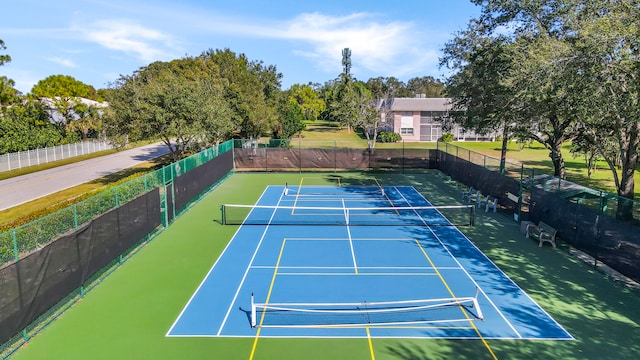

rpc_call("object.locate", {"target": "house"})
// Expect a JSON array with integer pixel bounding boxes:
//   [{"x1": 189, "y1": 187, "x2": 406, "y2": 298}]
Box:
[
  {"x1": 380, "y1": 95, "x2": 499, "y2": 142},
  {"x1": 40, "y1": 97, "x2": 108, "y2": 124}
]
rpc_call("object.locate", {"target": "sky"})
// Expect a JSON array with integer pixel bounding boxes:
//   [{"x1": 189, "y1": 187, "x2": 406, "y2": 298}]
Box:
[{"x1": 1, "y1": 0, "x2": 481, "y2": 94}]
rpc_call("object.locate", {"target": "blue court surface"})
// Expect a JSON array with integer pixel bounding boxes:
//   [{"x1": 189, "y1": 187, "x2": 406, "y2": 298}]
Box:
[{"x1": 167, "y1": 185, "x2": 572, "y2": 341}]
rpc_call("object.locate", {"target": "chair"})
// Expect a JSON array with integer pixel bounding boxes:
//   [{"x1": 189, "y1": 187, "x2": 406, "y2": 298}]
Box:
[
  {"x1": 461, "y1": 187, "x2": 475, "y2": 202},
  {"x1": 484, "y1": 196, "x2": 498, "y2": 212},
  {"x1": 467, "y1": 190, "x2": 481, "y2": 204},
  {"x1": 477, "y1": 195, "x2": 491, "y2": 209}
]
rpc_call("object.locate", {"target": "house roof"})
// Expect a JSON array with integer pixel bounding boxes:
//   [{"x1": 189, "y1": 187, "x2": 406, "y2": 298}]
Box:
[{"x1": 388, "y1": 97, "x2": 452, "y2": 112}]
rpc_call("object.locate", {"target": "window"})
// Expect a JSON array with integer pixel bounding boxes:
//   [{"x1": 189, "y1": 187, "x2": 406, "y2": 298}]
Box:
[
  {"x1": 400, "y1": 114, "x2": 414, "y2": 136},
  {"x1": 420, "y1": 111, "x2": 432, "y2": 124}
]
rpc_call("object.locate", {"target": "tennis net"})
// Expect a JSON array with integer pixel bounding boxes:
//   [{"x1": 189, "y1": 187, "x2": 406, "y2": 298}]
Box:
[
  {"x1": 220, "y1": 204, "x2": 475, "y2": 226},
  {"x1": 250, "y1": 293, "x2": 483, "y2": 328},
  {"x1": 284, "y1": 184, "x2": 385, "y2": 197}
]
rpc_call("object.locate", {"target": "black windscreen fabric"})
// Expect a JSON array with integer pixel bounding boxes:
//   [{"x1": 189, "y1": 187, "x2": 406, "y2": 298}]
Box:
[
  {"x1": 530, "y1": 187, "x2": 640, "y2": 282},
  {"x1": 174, "y1": 150, "x2": 232, "y2": 213},
  {"x1": 233, "y1": 147, "x2": 438, "y2": 172},
  {"x1": 438, "y1": 151, "x2": 520, "y2": 212},
  {"x1": 0, "y1": 188, "x2": 160, "y2": 345}
]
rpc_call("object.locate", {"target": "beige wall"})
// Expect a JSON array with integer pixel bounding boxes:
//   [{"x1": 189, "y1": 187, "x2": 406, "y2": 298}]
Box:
[{"x1": 393, "y1": 112, "x2": 420, "y2": 141}]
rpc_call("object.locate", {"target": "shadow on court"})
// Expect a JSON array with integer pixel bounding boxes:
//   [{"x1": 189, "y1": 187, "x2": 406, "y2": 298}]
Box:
[{"x1": 325, "y1": 171, "x2": 640, "y2": 359}]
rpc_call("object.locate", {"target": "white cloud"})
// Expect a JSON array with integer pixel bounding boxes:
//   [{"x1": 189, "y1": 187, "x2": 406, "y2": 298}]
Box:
[
  {"x1": 193, "y1": 11, "x2": 443, "y2": 79},
  {"x1": 282, "y1": 12, "x2": 428, "y2": 76},
  {"x1": 47, "y1": 57, "x2": 76, "y2": 67},
  {"x1": 82, "y1": 19, "x2": 179, "y2": 62}
]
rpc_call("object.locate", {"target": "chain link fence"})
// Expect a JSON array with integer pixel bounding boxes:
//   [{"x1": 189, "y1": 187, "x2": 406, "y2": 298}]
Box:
[
  {"x1": 436, "y1": 141, "x2": 640, "y2": 286},
  {"x1": 0, "y1": 140, "x2": 234, "y2": 357}
]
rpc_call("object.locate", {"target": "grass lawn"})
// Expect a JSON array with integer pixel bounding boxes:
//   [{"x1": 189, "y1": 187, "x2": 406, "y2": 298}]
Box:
[{"x1": 458, "y1": 141, "x2": 640, "y2": 198}]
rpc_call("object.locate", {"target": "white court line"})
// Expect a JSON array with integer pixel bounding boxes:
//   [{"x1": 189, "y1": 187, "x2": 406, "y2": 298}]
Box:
[
  {"x1": 216, "y1": 186, "x2": 286, "y2": 336},
  {"x1": 274, "y1": 272, "x2": 441, "y2": 276},
  {"x1": 251, "y1": 265, "x2": 462, "y2": 269},
  {"x1": 165, "y1": 186, "x2": 273, "y2": 337},
  {"x1": 399, "y1": 186, "x2": 523, "y2": 339},
  {"x1": 343, "y1": 197, "x2": 358, "y2": 274}
]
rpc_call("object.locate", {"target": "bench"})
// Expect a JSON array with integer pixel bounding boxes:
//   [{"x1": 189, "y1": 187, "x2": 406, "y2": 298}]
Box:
[{"x1": 526, "y1": 221, "x2": 558, "y2": 248}]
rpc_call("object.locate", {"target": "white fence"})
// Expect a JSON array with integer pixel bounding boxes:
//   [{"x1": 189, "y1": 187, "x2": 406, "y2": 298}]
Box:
[{"x1": 0, "y1": 140, "x2": 113, "y2": 172}]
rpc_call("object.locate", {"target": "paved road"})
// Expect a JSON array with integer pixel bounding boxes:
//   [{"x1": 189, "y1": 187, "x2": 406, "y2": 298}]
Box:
[{"x1": 0, "y1": 142, "x2": 170, "y2": 211}]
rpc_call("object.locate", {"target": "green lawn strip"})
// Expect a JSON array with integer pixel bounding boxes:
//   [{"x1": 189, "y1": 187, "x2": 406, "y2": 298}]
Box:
[
  {"x1": 10, "y1": 172, "x2": 640, "y2": 360},
  {"x1": 458, "y1": 141, "x2": 639, "y2": 197}
]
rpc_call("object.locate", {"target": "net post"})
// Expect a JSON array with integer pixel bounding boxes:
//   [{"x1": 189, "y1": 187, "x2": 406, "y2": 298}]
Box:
[
  {"x1": 470, "y1": 205, "x2": 475, "y2": 226},
  {"x1": 473, "y1": 288, "x2": 484, "y2": 320},
  {"x1": 221, "y1": 205, "x2": 226, "y2": 225},
  {"x1": 285, "y1": 183, "x2": 289, "y2": 196},
  {"x1": 251, "y1": 293, "x2": 256, "y2": 328}
]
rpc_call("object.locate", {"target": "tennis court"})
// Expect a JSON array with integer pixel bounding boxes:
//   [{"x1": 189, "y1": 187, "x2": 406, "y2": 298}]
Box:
[
  {"x1": 167, "y1": 183, "x2": 571, "y2": 354},
  {"x1": 10, "y1": 172, "x2": 640, "y2": 360}
]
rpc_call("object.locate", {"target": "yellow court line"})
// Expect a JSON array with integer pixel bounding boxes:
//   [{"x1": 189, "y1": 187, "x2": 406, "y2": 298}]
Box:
[
  {"x1": 249, "y1": 238, "x2": 288, "y2": 360},
  {"x1": 366, "y1": 327, "x2": 376, "y2": 360},
  {"x1": 414, "y1": 240, "x2": 499, "y2": 360},
  {"x1": 291, "y1": 177, "x2": 304, "y2": 215},
  {"x1": 373, "y1": 177, "x2": 399, "y2": 214}
]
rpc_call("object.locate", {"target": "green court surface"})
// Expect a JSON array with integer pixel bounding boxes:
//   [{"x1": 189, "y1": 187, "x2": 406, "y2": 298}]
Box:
[{"x1": 9, "y1": 172, "x2": 640, "y2": 360}]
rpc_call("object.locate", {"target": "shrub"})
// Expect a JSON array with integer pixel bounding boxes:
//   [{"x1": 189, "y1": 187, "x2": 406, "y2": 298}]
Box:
[
  {"x1": 378, "y1": 131, "x2": 402, "y2": 143},
  {"x1": 441, "y1": 133, "x2": 454, "y2": 142}
]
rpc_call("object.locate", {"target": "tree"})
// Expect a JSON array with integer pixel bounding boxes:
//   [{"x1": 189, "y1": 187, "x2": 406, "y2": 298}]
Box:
[
  {"x1": 287, "y1": 83, "x2": 325, "y2": 120},
  {"x1": 333, "y1": 79, "x2": 379, "y2": 151},
  {"x1": 31, "y1": 74, "x2": 100, "y2": 100},
  {"x1": 508, "y1": 34, "x2": 583, "y2": 178},
  {"x1": 275, "y1": 98, "x2": 306, "y2": 140},
  {"x1": 441, "y1": 27, "x2": 518, "y2": 174},
  {"x1": 349, "y1": 83, "x2": 381, "y2": 151},
  {"x1": 442, "y1": 1, "x2": 583, "y2": 177},
  {"x1": 365, "y1": 77, "x2": 412, "y2": 98},
  {"x1": 315, "y1": 80, "x2": 341, "y2": 123},
  {"x1": 0, "y1": 76, "x2": 19, "y2": 108},
  {"x1": 199, "y1": 49, "x2": 281, "y2": 139},
  {"x1": 0, "y1": 98, "x2": 64, "y2": 153},
  {"x1": 0, "y1": 39, "x2": 19, "y2": 108},
  {"x1": 0, "y1": 39, "x2": 10, "y2": 67},
  {"x1": 570, "y1": 0, "x2": 640, "y2": 219},
  {"x1": 406, "y1": 76, "x2": 444, "y2": 97},
  {"x1": 65, "y1": 102, "x2": 102, "y2": 140},
  {"x1": 105, "y1": 58, "x2": 233, "y2": 161},
  {"x1": 31, "y1": 75, "x2": 104, "y2": 138}
]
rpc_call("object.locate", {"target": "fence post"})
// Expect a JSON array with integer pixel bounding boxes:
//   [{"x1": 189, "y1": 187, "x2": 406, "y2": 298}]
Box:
[
  {"x1": 402, "y1": 140, "x2": 405, "y2": 174},
  {"x1": 12, "y1": 230, "x2": 19, "y2": 262},
  {"x1": 334, "y1": 140, "x2": 337, "y2": 173},
  {"x1": 73, "y1": 204, "x2": 78, "y2": 230},
  {"x1": 518, "y1": 163, "x2": 524, "y2": 222},
  {"x1": 298, "y1": 138, "x2": 302, "y2": 173}
]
